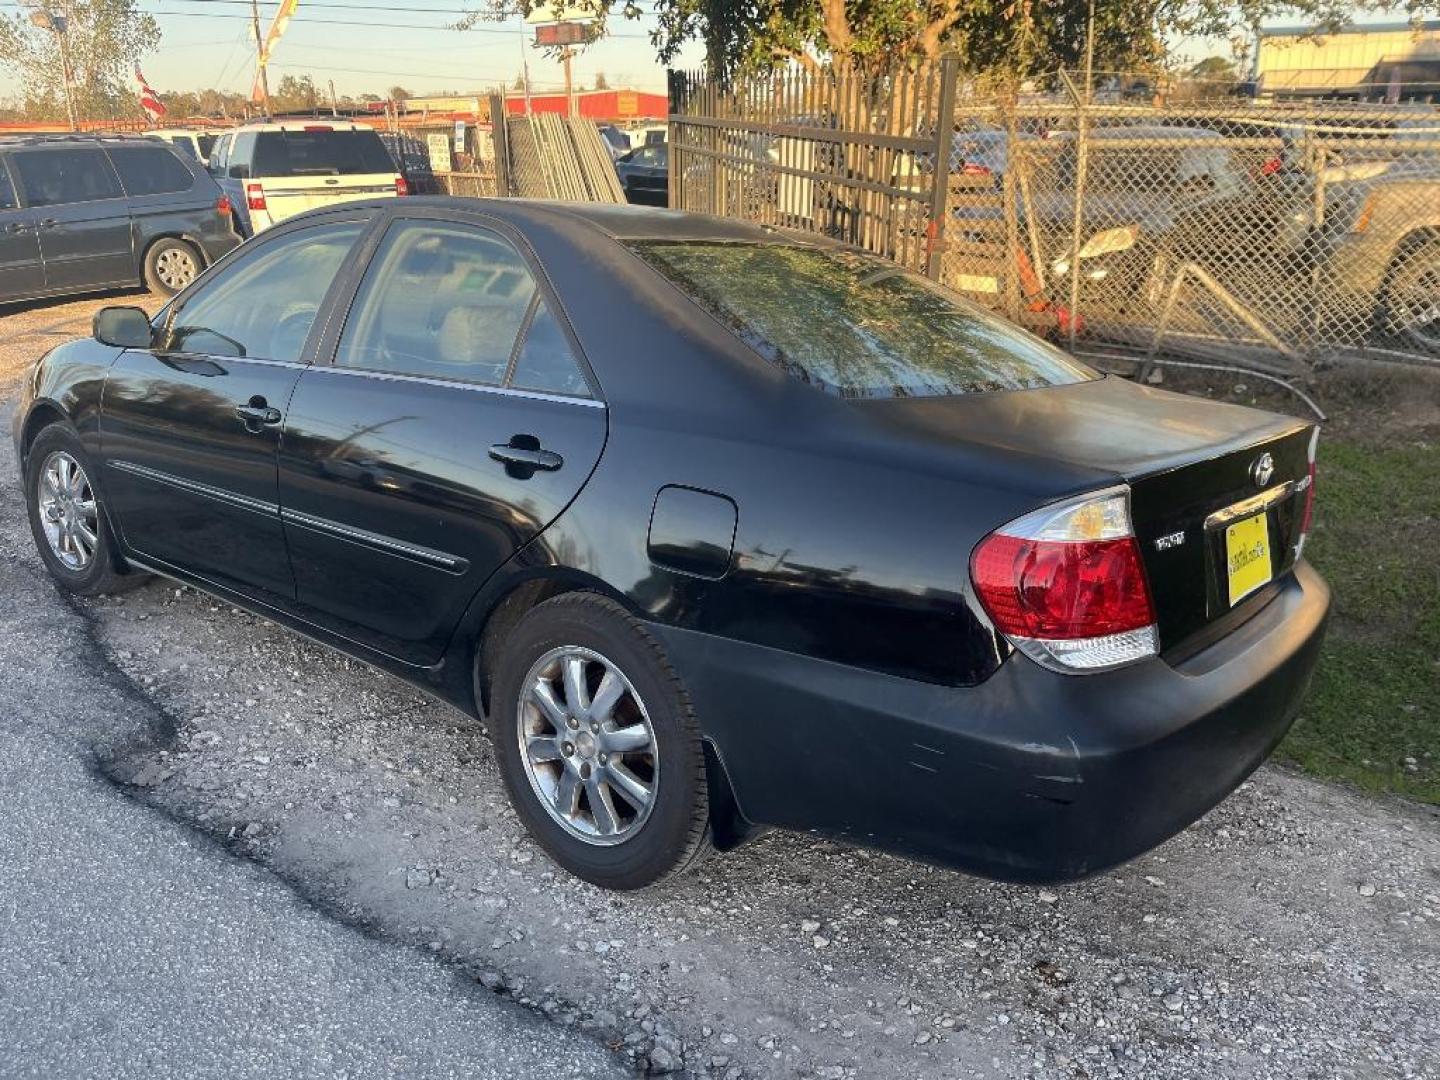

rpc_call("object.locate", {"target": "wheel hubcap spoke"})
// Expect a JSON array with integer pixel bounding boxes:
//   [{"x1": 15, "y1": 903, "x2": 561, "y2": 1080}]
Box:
[
  {"x1": 517, "y1": 645, "x2": 659, "y2": 846},
  {"x1": 36, "y1": 451, "x2": 96, "y2": 572}
]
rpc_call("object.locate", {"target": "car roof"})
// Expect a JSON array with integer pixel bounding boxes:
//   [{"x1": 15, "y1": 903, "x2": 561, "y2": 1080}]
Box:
[
  {"x1": 306, "y1": 195, "x2": 812, "y2": 245},
  {"x1": 228, "y1": 120, "x2": 380, "y2": 133}
]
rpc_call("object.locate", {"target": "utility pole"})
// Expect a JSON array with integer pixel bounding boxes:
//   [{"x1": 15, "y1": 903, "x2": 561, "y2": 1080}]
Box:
[
  {"x1": 30, "y1": 8, "x2": 77, "y2": 130},
  {"x1": 328, "y1": 78, "x2": 338, "y2": 116},
  {"x1": 251, "y1": 0, "x2": 271, "y2": 117},
  {"x1": 562, "y1": 46, "x2": 574, "y2": 117}
]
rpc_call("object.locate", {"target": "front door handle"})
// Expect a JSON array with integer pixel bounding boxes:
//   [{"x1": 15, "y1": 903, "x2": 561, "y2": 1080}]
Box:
[
  {"x1": 235, "y1": 402, "x2": 282, "y2": 430},
  {"x1": 489, "y1": 439, "x2": 563, "y2": 476}
]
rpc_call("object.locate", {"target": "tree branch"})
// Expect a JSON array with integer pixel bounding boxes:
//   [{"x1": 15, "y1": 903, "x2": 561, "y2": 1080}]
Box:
[
  {"x1": 918, "y1": 0, "x2": 965, "y2": 59},
  {"x1": 819, "y1": 0, "x2": 853, "y2": 57}
]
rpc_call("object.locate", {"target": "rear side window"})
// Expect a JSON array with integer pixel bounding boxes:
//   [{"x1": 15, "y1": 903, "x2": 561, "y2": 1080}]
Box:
[
  {"x1": 108, "y1": 145, "x2": 196, "y2": 196},
  {"x1": 0, "y1": 160, "x2": 17, "y2": 211},
  {"x1": 630, "y1": 242, "x2": 1094, "y2": 399},
  {"x1": 252, "y1": 129, "x2": 395, "y2": 177},
  {"x1": 510, "y1": 299, "x2": 591, "y2": 397},
  {"x1": 12, "y1": 148, "x2": 123, "y2": 207},
  {"x1": 335, "y1": 220, "x2": 536, "y2": 385},
  {"x1": 196, "y1": 134, "x2": 217, "y2": 159},
  {"x1": 167, "y1": 136, "x2": 198, "y2": 159}
]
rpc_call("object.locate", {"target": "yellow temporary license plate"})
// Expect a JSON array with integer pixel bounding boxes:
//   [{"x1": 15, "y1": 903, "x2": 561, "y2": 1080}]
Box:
[{"x1": 1225, "y1": 513, "x2": 1273, "y2": 605}]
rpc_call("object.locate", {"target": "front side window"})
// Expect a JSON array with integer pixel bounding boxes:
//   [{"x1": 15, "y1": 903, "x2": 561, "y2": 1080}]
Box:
[
  {"x1": 108, "y1": 145, "x2": 195, "y2": 196},
  {"x1": 629, "y1": 242, "x2": 1094, "y2": 399},
  {"x1": 164, "y1": 220, "x2": 365, "y2": 362},
  {"x1": 252, "y1": 129, "x2": 395, "y2": 177},
  {"x1": 12, "y1": 148, "x2": 123, "y2": 207},
  {"x1": 335, "y1": 220, "x2": 536, "y2": 385}
]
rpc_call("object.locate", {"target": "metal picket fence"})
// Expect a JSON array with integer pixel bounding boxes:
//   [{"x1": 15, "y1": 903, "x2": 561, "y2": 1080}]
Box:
[{"x1": 668, "y1": 64, "x2": 1440, "y2": 372}]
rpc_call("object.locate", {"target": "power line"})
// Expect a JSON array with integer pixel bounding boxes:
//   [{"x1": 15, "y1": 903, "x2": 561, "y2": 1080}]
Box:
[{"x1": 0, "y1": 1, "x2": 654, "y2": 38}]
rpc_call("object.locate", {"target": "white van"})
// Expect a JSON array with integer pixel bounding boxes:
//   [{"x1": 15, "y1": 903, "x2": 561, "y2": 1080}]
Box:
[
  {"x1": 210, "y1": 121, "x2": 404, "y2": 236},
  {"x1": 148, "y1": 127, "x2": 224, "y2": 166}
]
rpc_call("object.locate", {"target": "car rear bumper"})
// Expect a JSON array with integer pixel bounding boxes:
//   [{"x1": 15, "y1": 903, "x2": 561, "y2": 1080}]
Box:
[{"x1": 656, "y1": 560, "x2": 1330, "y2": 883}]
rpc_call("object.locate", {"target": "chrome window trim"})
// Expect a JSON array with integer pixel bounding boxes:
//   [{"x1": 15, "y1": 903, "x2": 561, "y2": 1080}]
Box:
[
  {"x1": 1203, "y1": 475, "x2": 1309, "y2": 530},
  {"x1": 308, "y1": 363, "x2": 605, "y2": 409},
  {"x1": 279, "y1": 508, "x2": 468, "y2": 573},
  {"x1": 108, "y1": 460, "x2": 278, "y2": 517}
]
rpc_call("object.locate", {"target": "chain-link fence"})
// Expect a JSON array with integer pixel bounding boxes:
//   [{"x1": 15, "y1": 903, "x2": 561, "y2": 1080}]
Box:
[{"x1": 669, "y1": 64, "x2": 1440, "y2": 371}]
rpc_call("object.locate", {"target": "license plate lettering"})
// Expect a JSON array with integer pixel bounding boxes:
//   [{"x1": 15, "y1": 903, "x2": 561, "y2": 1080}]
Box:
[{"x1": 1224, "y1": 513, "x2": 1273, "y2": 605}]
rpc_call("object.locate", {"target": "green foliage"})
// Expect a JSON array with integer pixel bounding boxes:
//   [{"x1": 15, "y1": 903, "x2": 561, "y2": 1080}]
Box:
[
  {"x1": 1280, "y1": 438, "x2": 1440, "y2": 803},
  {"x1": 272, "y1": 73, "x2": 319, "y2": 113},
  {"x1": 0, "y1": 0, "x2": 160, "y2": 122},
  {"x1": 472, "y1": 0, "x2": 1440, "y2": 80}
]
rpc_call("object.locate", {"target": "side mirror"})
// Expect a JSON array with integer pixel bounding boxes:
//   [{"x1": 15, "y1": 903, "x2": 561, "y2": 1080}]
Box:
[
  {"x1": 93, "y1": 306, "x2": 154, "y2": 349},
  {"x1": 227, "y1": 164, "x2": 249, "y2": 179}
]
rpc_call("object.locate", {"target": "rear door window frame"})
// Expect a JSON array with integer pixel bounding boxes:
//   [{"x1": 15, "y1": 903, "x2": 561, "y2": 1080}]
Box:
[{"x1": 310, "y1": 206, "x2": 603, "y2": 405}]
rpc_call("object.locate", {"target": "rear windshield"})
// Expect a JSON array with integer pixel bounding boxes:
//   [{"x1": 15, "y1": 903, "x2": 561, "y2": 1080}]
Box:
[
  {"x1": 629, "y1": 242, "x2": 1094, "y2": 399},
  {"x1": 252, "y1": 129, "x2": 394, "y2": 177}
]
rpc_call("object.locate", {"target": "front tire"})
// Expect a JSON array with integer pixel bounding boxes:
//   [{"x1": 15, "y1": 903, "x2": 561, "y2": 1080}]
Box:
[
  {"x1": 487, "y1": 593, "x2": 711, "y2": 889},
  {"x1": 143, "y1": 237, "x2": 203, "y2": 297},
  {"x1": 25, "y1": 425, "x2": 148, "y2": 596}
]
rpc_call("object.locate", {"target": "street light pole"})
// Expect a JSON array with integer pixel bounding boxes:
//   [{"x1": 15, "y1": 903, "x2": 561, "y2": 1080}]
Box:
[{"x1": 30, "y1": 9, "x2": 77, "y2": 130}]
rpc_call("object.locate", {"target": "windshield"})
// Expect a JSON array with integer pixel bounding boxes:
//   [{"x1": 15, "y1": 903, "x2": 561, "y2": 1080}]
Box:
[
  {"x1": 629, "y1": 242, "x2": 1095, "y2": 399},
  {"x1": 252, "y1": 129, "x2": 395, "y2": 177}
]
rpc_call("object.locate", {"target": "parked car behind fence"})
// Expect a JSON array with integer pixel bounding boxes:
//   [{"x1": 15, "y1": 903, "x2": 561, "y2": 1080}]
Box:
[{"x1": 669, "y1": 63, "x2": 1440, "y2": 370}]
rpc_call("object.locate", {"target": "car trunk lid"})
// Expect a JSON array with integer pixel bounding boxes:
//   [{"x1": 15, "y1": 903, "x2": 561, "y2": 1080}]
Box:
[{"x1": 864, "y1": 375, "x2": 1315, "y2": 657}]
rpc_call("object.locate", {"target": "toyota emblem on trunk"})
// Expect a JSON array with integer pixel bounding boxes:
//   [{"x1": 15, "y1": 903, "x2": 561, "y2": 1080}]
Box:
[{"x1": 1251, "y1": 452, "x2": 1275, "y2": 488}]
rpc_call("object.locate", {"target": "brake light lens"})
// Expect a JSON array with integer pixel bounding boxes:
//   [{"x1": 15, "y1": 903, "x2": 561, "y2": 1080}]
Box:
[
  {"x1": 215, "y1": 194, "x2": 232, "y2": 218},
  {"x1": 245, "y1": 182, "x2": 266, "y2": 212},
  {"x1": 395, "y1": 175, "x2": 409, "y2": 196},
  {"x1": 960, "y1": 162, "x2": 991, "y2": 176},
  {"x1": 971, "y1": 488, "x2": 1158, "y2": 673}
]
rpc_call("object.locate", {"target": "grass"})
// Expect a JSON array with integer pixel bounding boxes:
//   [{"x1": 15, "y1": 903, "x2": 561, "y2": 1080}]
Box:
[{"x1": 1278, "y1": 437, "x2": 1440, "y2": 803}]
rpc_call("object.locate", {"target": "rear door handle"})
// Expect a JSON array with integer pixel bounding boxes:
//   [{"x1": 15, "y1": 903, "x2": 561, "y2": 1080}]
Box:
[
  {"x1": 489, "y1": 443, "x2": 563, "y2": 473},
  {"x1": 235, "y1": 403, "x2": 282, "y2": 427},
  {"x1": 38, "y1": 218, "x2": 58, "y2": 229}
]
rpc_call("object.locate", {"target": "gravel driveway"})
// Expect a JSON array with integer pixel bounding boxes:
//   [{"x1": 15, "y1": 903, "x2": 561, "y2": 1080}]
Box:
[{"x1": 3, "y1": 295, "x2": 1438, "y2": 1080}]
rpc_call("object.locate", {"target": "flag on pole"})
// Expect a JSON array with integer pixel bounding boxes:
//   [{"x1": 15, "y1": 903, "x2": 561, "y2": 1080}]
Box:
[
  {"x1": 252, "y1": 0, "x2": 301, "y2": 103},
  {"x1": 135, "y1": 64, "x2": 166, "y2": 123}
]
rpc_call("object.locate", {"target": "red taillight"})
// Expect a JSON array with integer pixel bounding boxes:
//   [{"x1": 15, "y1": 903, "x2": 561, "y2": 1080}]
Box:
[
  {"x1": 970, "y1": 488, "x2": 1158, "y2": 672},
  {"x1": 216, "y1": 194, "x2": 232, "y2": 218},
  {"x1": 960, "y1": 163, "x2": 991, "y2": 176},
  {"x1": 245, "y1": 182, "x2": 266, "y2": 212},
  {"x1": 1258, "y1": 155, "x2": 1284, "y2": 177},
  {"x1": 1297, "y1": 427, "x2": 1319, "y2": 554},
  {"x1": 972, "y1": 534, "x2": 1155, "y2": 640},
  {"x1": 395, "y1": 175, "x2": 409, "y2": 196}
]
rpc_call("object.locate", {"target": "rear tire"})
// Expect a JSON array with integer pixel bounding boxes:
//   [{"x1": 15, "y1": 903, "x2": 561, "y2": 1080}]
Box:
[
  {"x1": 1386, "y1": 239, "x2": 1440, "y2": 353},
  {"x1": 143, "y1": 237, "x2": 203, "y2": 297},
  {"x1": 486, "y1": 592, "x2": 711, "y2": 890},
  {"x1": 25, "y1": 425, "x2": 149, "y2": 596}
]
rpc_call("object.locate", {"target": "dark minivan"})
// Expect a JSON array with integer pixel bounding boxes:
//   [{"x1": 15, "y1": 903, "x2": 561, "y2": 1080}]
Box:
[{"x1": 0, "y1": 133, "x2": 241, "y2": 305}]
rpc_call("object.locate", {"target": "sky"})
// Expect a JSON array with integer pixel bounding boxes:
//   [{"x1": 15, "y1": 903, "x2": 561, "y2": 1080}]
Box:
[
  {"x1": 0, "y1": 1, "x2": 1409, "y2": 103},
  {"x1": 2, "y1": 0, "x2": 704, "y2": 101}
]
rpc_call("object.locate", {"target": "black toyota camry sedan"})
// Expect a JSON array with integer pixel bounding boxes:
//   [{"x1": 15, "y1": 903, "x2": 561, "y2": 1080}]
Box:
[{"x1": 12, "y1": 198, "x2": 1329, "y2": 890}]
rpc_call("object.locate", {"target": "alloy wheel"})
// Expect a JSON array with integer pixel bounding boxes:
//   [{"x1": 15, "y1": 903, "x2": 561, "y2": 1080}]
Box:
[
  {"x1": 37, "y1": 451, "x2": 99, "y2": 572},
  {"x1": 154, "y1": 246, "x2": 199, "y2": 291},
  {"x1": 516, "y1": 645, "x2": 658, "y2": 846}
]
